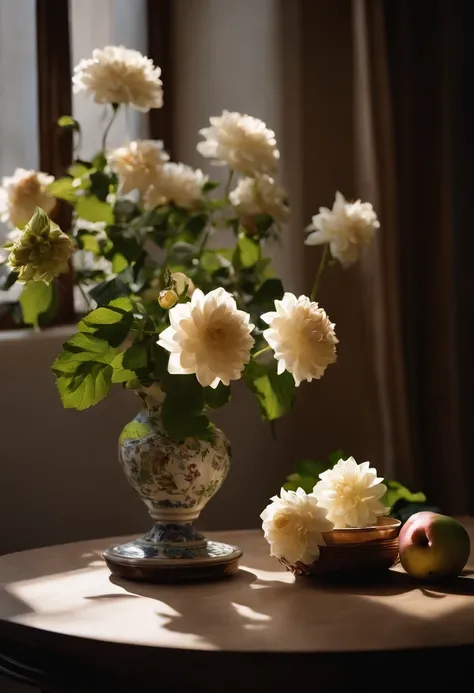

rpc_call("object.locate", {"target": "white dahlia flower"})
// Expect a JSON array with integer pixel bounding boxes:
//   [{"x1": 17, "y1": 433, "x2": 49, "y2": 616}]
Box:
[
  {"x1": 145, "y1": 162, "x2": 208, "y2": 210},
  {"x1": 0, "y1": 169, "x2": 55, "y2": 229},
  {"x1": 229, "y1": 175, "x2": 289, "y2": 223},
  {"x1": 305, "y1": 191, "x2": 380, "y2": 267},
  {"x1": 313, "y1": 457, "x2": 388, "y2": 528},
  {"x1": 261, "y1": 293, "x2": 338, "y2": 386},
  {"x1": 197, "y1": 110, "x2": 280, "y2": 176},
  {"x1": 260, "y1": 487, "x2": 334, "y2": 564},
  {"x1": 157, "y1": 287, "x2": 255, "y2": 388},
  {"x1": 72, "y1": 45, "x2": 163, "y2": 112},
  {"x1": 108, "y1": 140, "x2": 169, "y2": 195}
]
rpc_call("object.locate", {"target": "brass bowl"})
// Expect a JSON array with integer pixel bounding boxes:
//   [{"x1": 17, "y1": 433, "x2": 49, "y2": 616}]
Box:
[{"x1": 280, "y1": 517, "x2": 401, "y2": 580}]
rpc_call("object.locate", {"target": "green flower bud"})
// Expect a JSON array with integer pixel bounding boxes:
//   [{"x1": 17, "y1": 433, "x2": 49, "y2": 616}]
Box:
[
  {"x1": 8, "y1": 207, "x2": 74, "y2": 283},
  {"x1": 158, "y1": 289, "x2": 179, "y2": 310}
]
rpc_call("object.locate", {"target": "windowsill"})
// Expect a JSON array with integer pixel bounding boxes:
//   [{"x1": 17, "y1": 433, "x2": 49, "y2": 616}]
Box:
[{"x1": 0, "y1": 324, "x2": 76, "y2": 343}]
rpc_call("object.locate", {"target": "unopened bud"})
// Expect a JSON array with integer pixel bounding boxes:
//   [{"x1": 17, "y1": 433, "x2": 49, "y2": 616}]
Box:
[
  {"x1": 171, "y1": 271, "x2": 195, "y2": 297},
  {"x1": 158, "y1": 289, "x2": 178, "y2": 310}
]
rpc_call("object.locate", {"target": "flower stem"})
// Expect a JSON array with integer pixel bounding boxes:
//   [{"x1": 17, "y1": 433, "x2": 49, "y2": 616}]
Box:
[
  {"x1": 310, "y1": 244, "x2": 329, "y2": 301},
  {"x1": 224, "y1": 169, "x2": 234, "y2": 199},
  {"x1": 101, "y1": 103, "x2": 119, "y2": 152},
  {"x1": 252, "y1": 345, "x2": 272, "y2": 359},
  {"x1": 77, "y1": 282, "x2": 92, "y2": 313}
]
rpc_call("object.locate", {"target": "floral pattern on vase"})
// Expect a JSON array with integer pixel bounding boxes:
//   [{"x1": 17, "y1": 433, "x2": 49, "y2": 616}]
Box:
[{"x1": 118, "y1": 394, "x2": 231, "y2": 522}]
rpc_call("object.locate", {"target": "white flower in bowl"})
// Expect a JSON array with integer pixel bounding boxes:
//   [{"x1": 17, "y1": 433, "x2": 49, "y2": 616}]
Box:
[
  {"x1": 157, "y1": 287, "x2": 255, "y2": 388},
  {"x1": 313, "y1": 457, "x2": 388, "y2": 528},
  {"x1": 0, "y1": 168, "x2": 55, "y2": 229},
  {"x1": 261, "y1": 488, "x2": 334, "y2": 564},
  {"x1": 261, "y1": 292, "x2": 338, "y2": 386},
  {"x1": 197, "y1": 111, "x2": 280, "y2": 176},
  {"x1": 108, "y1": 140, "x2": 169, "y2": 195},
  {"x1": 73, "y1": 45, "x2": 163, "y2": 112},
  {"x1": 305, "y1": 191, "x2": 380, "y2": 266}
]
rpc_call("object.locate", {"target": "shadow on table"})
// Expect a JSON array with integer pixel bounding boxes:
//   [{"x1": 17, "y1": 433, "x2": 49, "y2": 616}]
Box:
[{"x1": 110, "y1": 564, "x2": 474, "y2": 654}]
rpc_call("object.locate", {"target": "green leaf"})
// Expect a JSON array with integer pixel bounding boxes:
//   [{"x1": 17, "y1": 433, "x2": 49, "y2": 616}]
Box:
[
  {"x1": 92, "y1": 151, "x2": 107, "y2": 172},
  {"x1": 119, "y1": 420, "x2": 152, "y2": 444},
  {"x1": 296, "y1": 458, "x2": 329, "y2": 478},
  {"x1": 76, "y1": 195, "x2": 114, "y2": 224},
  {"x1": 109, "y1": 296, "x2": 135, "y2": 312},
  {"x1": 327, "y1": 449, "x2": 346, "y2": 467},
  {"x1": 254, "y1": 213, "x2": 274, "y2": 235},
  {"x1": 283, "y1": 475, "x2": 318, "y2": 494},
  {"x1": 112, "y1": 253, "x2": 129, "y2": 273},
  {"x1": 90, "y1": 170, "x2": 111, "y2": 202},
  {"x1": 79, "y1": 305, "x2": 134, "y2": 348},
  {"x1": 123, "y1": 341, "x2": 148, "y2": 371},
  {"x1": 186, "y1": 214, "x2": 207, "y2": 238},
  {"x1": 160, "y1": 374, "x2": 214, "y2": 441},
  {"x1": 203, "y1": 181, "x2": 220, "y2": 193},
  {"x1": 109, "y1": 352, "x2": 137, "y2": 384},
  {"x1": 58, "y1": 115, "x2": 80, "y2": 131},
  {"x1": 19, "y1": 281, "x2": 53, "y2": 327},
  {"x1": 204, "y1": 383, "x2": 231, "y2": 409},
  {"x1": 64, "y1": 332, "x2": 111, "y2": 355},
  {"x1": 78, "y1": 233, "x2": 101, "y2": 255},
  {"x1": 383, "y1": 480, "x2": 427, "y2": 511},
  {"x1": 233, "y1": 233, "x2": 260, "y2": 270},
  {"x1": 244, "y1": 359, "x2": 295, "y2": 421},
  {"x1": 0, "y1": 264, "x2": 19, "y2": 290},
  {"x1": 48, "y1": 177, "x2": 77, "y2": 202},
  {"x1": 68, "y1": 162, "x2": 90, "y2": 178},
  {"x1": 56, "y1": 362, "x2": 112, "y2": 410},
  {"x1": 250, "y1": 278, "x2": 284, "y2": 312},
  {"x1": 88, "y1": 276, "x2": 130, "y2": 307},
  {"x1": 81, "y1": 306, "x2": 125, "y2": 326}
]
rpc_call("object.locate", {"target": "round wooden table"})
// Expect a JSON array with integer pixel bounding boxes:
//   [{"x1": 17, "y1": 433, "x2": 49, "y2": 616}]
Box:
[{"x1": 1, "y1": 529, "x2": 474, "y2": 692}]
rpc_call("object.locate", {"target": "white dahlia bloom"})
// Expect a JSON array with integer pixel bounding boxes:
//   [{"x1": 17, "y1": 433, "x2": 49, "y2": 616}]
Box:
[
  {"x1": 305, "y1": 191, "x2": 380, "y2": 267},
  {"x1": 197, "y1": 110, "x2": 280, "y2": 176},
  {"x1": 145, "y1": 162, "x2": 208, "y2": 210},
  {"x1": 72, "y1": 45, "x2": 163, "y2": 112},
  {"x1": 261, "y1": 293, "x2": 338, "y2": 386},
  {"x1": 229, "y1": 175, "x2": 289, "y2": 223},
  {"x1": 313, "y1": 457, "x2": 388, "y2": 529},
  {"x1": 108, "y1": 140, "x2": 169, "y2": 195},
  {"x1": 0, "y1": 168, "x2": 55, "y2": 229},
  {"x1": 261, "y1": 487, "x2": 334, "y2": 564},
  {"x1": 157, "y1": 287, "x2": 255, "y2": 388}
]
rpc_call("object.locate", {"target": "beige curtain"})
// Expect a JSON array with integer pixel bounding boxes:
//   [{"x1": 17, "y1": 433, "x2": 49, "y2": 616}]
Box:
[{"x1": 352, "y1": 0, "x2": 467, "y2": 512}]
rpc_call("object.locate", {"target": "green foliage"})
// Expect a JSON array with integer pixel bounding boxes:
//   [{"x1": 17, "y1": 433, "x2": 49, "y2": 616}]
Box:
[
  {"x1": 282, "y1": 452, "x2": 429, "y2": 515},
  {"x1": 19, "y1": 281, "x2": 53, "y2": 327},
  {"x1": 382, "y1": 480, "x2": 427, "y2": 509},
  {"x1": 58, "y1": 115, "x2": 80, "y2": 132},
  {"x1": 233, "y1": 233, "x2": 260, "y2": 270},
  {"x1": 249, "y1": 278, "x2": 284, "y2": 313},
  {"x1": 283, "y1": 452, "x2": 346, "y2": 492},
  {"x1": 244, "y1": 359, "x2": 295, "y2": 421},
  {"x1": 160, "y1": 374, "x2": 214, "y2": 441},
  {"x1": 76, "y1": 196, "x2": 114, "y2": 224},
  {"x1": 203, "y1": 383, "x2": 231, "y2": 409},
  {"x1": 48, "y1": 177, "x2": 77, "y2": 202}
]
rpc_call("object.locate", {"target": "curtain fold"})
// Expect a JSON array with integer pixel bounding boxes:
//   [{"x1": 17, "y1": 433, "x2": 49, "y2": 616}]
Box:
[
  {"x1": 353, "y1": 0, "x2": 468, "y2": 512},
  {"x1": 36, "y1": 0, "x2": 75, "y2": 325}
]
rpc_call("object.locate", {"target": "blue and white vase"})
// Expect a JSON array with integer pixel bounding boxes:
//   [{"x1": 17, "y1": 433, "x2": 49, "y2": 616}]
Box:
[{"x1": 103, "y1": 387, "x2": 242, "y2": 582}]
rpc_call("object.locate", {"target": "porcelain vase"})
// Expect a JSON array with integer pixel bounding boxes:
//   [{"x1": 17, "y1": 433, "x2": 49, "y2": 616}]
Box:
[{"x1": 103, "y1": 392, "x2": 242, "y2": 582}]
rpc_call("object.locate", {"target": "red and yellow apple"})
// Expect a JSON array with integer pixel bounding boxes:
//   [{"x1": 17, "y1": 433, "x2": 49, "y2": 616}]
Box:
[{"x1": 398, "y1": 511, "x2": 470, "y2": 581}]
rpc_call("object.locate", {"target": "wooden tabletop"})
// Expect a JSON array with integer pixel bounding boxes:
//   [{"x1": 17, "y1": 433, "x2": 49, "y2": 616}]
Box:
[{"x1": 1, "y1": 528, "x2": 474, "y2": 692}]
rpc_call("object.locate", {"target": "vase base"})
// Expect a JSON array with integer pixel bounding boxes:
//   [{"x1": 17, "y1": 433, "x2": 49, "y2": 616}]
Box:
[{"x1": 103, "y1": 537, "x2": 242, "y2": 583}]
